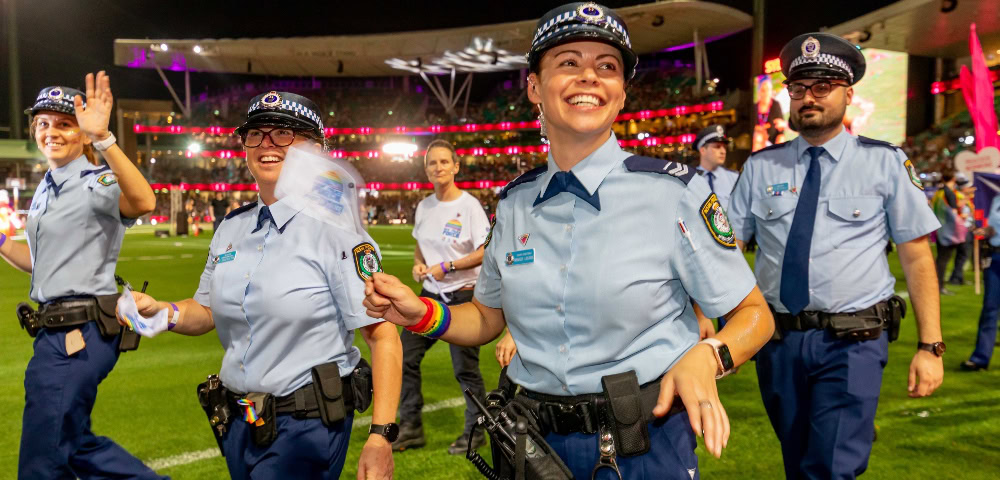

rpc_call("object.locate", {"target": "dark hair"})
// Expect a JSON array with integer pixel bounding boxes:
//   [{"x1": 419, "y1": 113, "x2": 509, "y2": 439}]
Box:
[
  {"x1": 940, "y1": 167, "x2": 955, "y2": 182},
  {"x1": 424, "y1": 139, "x2": 457, "y2": 165}
]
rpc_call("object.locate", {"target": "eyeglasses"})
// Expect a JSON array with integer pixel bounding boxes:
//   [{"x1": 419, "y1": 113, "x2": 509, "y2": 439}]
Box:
[
  {"x1": 241, "y1": 128, "x2": 300, "y2": 147},
  {"x1": 786, "y1": 81, "x2": 847, "y2": 100}
]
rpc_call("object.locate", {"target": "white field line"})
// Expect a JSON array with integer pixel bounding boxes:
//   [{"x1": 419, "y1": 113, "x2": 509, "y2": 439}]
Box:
[{"x1": 145, "y1": 396, "x2": 466, "y2": 471}]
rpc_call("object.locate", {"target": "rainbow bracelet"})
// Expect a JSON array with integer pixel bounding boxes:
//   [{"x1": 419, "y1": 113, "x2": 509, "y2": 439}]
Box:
[
  {"x1": 0, "y1": 233, "x2": 6, "y2": 248},
  {"x1": 406, "y1": 297, "x2": 451, "y2": 339}
]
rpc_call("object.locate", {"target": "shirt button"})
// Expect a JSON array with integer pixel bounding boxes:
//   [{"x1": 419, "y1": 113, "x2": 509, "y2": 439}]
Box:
[
  {"x1": 244, "y1": 273, "x2": 250, "y2": 279},
  {"x1": 560, "y1": 264, "x2": 567, "y2": 272},
  {"x1": 565, "y1": 224, "x2": 572, "y2": 232},
  {"x1": 556, "y1": 305, "x2": 563, "y2": 313},
  {"x1": 768, "y1": 209, "x2": 773, "y2": 216},
  {"x1": 257, "y1": 245, "x2": 263, "y2": 251},
  {"x1": 239, "y1": 364, "x2": 244, "y2": 370},
  {"x1": 853, "y1": 209, "x2": 861, "y2": 218}
]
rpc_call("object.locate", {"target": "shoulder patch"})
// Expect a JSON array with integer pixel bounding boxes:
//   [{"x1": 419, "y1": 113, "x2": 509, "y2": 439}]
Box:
[
  {"x1": 481, "y1": 213, "x2": 497, "y2": 249},
  {"x1": 699, "y1": 193, "x2": 737, "y2": 249},
  {"x1": 857, "y1": 136, "x2": 899, "y2": 150},
  {"x1": 96, "y1": 173, "x2": 117, "y2": 186},
  {"x1": 903, "y1": 159, "x2": 923, "y2": 190},
  {"x1": 224, "y1": 201, "x2": 258, "y2": 220},
  {"x1": 499, "y1": 165, "x2": 547, "y2": 200},
  {"x1": 352, "y1": 242, "x2": 382, "y2": 281},
  {"x1": 623, "y1": 155, "x2": 696, "y2": 185}
]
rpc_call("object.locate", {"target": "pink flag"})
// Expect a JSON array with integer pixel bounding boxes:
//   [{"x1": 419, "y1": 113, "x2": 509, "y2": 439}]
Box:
[{"x1": 963, "y1": 23, "x2": 1000, "y2": 152}]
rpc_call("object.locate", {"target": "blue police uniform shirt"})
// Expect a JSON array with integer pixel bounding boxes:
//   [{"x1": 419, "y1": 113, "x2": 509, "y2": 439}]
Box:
[
  {"x1": 26, "y1": 155, "x2": 133, "y2": 303},
  {"x1": 696, "y1": 165, "x2": 739, "y2": 211},
  {"x1": 194, "y1": 196, "x2": 382, "y2": 397},
  {"x1": 989, "y1": 196, "x2": 1000, "y2": 247},
  {"x1": 475, "y1": 133, "x2": 757, "y2": 395},
  {"x1": 728, "y1": 129, "x2": 941, "y2": 313}
]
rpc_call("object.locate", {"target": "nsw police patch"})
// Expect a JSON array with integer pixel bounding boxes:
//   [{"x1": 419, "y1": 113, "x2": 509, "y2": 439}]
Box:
[
  {"x1": 904, "y1": 159, "x2": 923, "y2": 190},
  {"x1": 352, "y1": 242, "x2": 382, "y2": 281},
  {"x1": 97, "y1": 173, "x2": 117, "y2": 186},
  {"x1": 700, "y1": 193, "x2": 736, "y2": 249},
  {"x1": 481, "y1": 213, "x2": 497, "y2": 248}
]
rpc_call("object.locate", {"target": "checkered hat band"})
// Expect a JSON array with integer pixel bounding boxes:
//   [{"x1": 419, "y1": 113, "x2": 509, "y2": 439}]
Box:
[
  {"x1": 248, "y1": 100, "x2": 323, "y2": 130},
  {"x1": 35, "y1": 92, "x2": 81, "y2": 107},
  {"x1": 697, "y1": 132, "x2": 724, "y2": 150},
  {"x1": 532, "y1": 11, "x2": 631, "y2": 48},
  {"x1": 789, "y1": 53, "x2": 854, "y2": 82}
]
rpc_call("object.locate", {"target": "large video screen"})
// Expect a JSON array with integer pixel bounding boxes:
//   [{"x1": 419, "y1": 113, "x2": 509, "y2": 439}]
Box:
[{"x1": 752, "y1": 48, "x2": 908, "y2": 152}]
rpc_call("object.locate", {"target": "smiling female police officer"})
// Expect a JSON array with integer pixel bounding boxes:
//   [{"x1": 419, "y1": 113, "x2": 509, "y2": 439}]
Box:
[
  {"x1": 126, "y1": 91, "x2": 401, "y2": 480},
  {"x1": 0, "y1": 72, "x2": 160, "y2": 479},
  {"x1": 364, "y1": 3, "x2": 774, "y2": 479}
]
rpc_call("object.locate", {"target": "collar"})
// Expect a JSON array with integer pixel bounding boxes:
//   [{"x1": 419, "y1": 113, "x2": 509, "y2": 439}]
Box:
[
  {"x1": 255, "y1": 195, "x2": 304, "y2": 233},
  {"x1": 47, "y1": 155, "x2": 89, "y2": 186},
  {"x1": 793, "y1": 127, "x2": 851, "y2": 163},
  {"x1": 538, "y1": 132, "x2": 624, "y2": 197}
]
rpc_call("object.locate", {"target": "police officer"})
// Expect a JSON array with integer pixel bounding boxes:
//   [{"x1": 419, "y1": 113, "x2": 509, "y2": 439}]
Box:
[
  {"x1": 728, "y1": 33, "x2": 945, "y2": 479},
  {"x1": 364, "y1": 3, "x2": 774, "y2": 478},
  {"x1": 126, "y1": 91, "x2": 401, "y2": 479},
  {"x1": 961, "y1": 193, "x2": 1000, "y2": 371},
  {"x1": 0, "y1": 73, "x2": 160, "y2": 479},
  {"x1": 694, "y1": 124, "x2": 738, "y2": 211}
]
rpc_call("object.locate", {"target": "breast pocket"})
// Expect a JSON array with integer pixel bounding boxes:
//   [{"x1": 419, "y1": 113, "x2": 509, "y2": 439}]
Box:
[
  {"x1": 750, "y1": 196, "x2": 797, "y2": 223},
  {"x1": 824, "y1": 196, "x2": 885, "y2": 249}
]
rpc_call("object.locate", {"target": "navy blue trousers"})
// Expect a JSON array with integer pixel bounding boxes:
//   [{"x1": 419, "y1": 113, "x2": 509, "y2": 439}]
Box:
[
  {"x1": 756, "y1": 329, "x2": 888, "y2": 480},
  {"x1": 969, "y1": 253, "x2": 1000, "y2": 366},
  {"x1": 222, "y1": 412, "x2": 353, "y2": 479},
  {"x1": 545, "y1": 410, "x2": 699, "y2": 480},
  {"x1": 19, "y1": 322, "x2": 167, "y2": 480}
]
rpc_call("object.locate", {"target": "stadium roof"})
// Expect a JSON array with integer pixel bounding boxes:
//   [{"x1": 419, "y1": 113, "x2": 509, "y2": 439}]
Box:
[
  {"x1": 112, "y1": 1, "x2": 751, "y2": 77},
  {"x1": 826, "y1": 0, "x2": 1000, "y2": 59}
]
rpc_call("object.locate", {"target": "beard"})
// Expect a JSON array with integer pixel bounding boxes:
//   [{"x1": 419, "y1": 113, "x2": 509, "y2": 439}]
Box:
[{"x1": 788, "y1": 102, "x2": 845, "y2": 137}]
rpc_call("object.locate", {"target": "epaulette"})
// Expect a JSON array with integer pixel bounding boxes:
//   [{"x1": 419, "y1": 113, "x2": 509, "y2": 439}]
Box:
[
  {"x1": 857, "y1": 136, "x2": 900, "y2": 150},
  {"x1": 748, "y1": 142, "x2": 791, "y2": 157},
  {"x1": 224, "y1": 201, "x2": 258, "y2": 220},
  {"x1": 623, "y1": 155, "x2": 696, "y2": 185},
  {"x1": 499, "y1": 165, "x2": 547, "y2": 200},
  {"x1": 80, "y1": 165, "x2": 110, "y2": 178}
]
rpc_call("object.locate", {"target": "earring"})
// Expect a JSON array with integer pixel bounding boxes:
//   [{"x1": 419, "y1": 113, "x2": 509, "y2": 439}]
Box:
[{"x1": 537, "y1": 105, "x2": 547, "y2": 137}]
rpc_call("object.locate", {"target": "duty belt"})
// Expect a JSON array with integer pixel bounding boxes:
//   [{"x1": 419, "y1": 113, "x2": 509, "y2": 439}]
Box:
[
  {"x1": 31, "y1": 297, "x2": 102, "y2": 330},
  {"x1": 518, "y1": 380, "x2": 683, "y2": 436},
  {"x1": 770, "y1": 300, "x2": 890, "y2": 341},
  {"x1": 226, "y1": 376, "x2": 355, "y2": 418}
]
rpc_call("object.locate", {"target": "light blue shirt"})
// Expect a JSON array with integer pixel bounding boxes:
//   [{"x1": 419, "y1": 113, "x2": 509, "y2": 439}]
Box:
[
  {"x1": 728, "y1": 129, "x2": 941, "y2": 313},
  {"x1": 696, "y1": 165, "x2": 739, "y2": 212},
  {"x1": 475, "y1": 133, "x2": 757, "y2": 395},
  {"x1": 195, "y1": 196, "x2": 381, "y2": 397},
  {"x1": 989, "y1": 196, "x2": 1000, "y2": 248},
  {"x1": 26, "y1": 155, "x2": 133, "y2": 303}
]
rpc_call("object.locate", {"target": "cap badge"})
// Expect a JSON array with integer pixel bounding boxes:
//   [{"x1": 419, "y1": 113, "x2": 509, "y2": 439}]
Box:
[
  {"x1": 802, "y1": 36, "x2": 820, "y2": 58},
  {"x1": 577, "y1": 3, "x2": 605, "y2": 23},
  {"x1": 47, "y1": 88, "x2": 63, "y2": 100},
  {"x1": 715, "y1": 125, "x2": 724, "y2": 136},
  {"x1": 261, "y1": 91, "x2": 282, "y2": 108}
]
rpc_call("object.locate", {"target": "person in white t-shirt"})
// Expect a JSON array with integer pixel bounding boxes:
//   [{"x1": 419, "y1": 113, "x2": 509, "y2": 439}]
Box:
[{"x1": 395, "y1": 139, "x2": 490, "y2": 455}]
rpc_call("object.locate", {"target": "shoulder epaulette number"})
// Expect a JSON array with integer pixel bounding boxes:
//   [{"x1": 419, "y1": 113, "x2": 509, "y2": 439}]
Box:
[
  {"x1": 623, "y1": 155, "x2": 695, "y2": 185},
  {"x1": 499, "y1": 165, "x2": 547, "y2": 199}
]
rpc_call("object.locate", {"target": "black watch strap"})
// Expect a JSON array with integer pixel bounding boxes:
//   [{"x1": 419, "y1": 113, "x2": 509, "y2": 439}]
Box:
[
  {"x1": 917, "y1": 342, "x2": 946, "y2": 357},
  {"x1": 369, "y1": 423, "x2": 399, "y2": 442}
]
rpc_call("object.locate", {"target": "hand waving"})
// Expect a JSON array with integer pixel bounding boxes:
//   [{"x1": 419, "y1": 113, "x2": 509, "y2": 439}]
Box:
[{"x1": 74, "y1": 71, "x2": 113, "y2": 141}]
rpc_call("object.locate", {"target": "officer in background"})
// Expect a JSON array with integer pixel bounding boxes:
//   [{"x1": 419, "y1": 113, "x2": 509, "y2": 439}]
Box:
[
  {"x1": 694, "y1": 124, "x2": 739, "y2": 211},
  {"x1": 728, "y1": 33, "x2": 945, "y2": 479},
  {"x1": 0, "y1": 74, "x2": 160, "y2": 479},
  {"x1": 364, "y1": 3, "x2": 775, "y2": 478},
  {"x1": 961, "y1": 193, "x2": 1000, "y2": 371},
  {"x1": 125, "y1": 91, "x2": 400, "y2": 479}
]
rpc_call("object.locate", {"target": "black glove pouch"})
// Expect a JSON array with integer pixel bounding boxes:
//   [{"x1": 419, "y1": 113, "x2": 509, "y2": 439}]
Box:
[
  {"x1": 601, "y1": 371, "x2": 650, "y2": 457},
  {"x1": 311, "y1": 362, "x2": 347, "y2": 426}
]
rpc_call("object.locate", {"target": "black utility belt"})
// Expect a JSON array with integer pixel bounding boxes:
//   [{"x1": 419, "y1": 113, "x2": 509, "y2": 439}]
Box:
[
  {"x1": 16, "y1": 295, "x2": 141, "y2": 351},
  {"x1": 226, "y1": 376, "x2": 356, "y2": 418},
  {"x1": 771, "y1": 295, "x2": 906, "y2": 342}
]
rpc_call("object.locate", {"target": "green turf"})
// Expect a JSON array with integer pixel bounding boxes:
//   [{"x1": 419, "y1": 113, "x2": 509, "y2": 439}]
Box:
[{"x1": 1, "y1": 226, "x2": 998, "y2": 479}]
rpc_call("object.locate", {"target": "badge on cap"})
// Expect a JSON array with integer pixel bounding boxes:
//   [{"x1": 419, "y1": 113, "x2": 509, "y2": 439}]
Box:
[
  {"x1": 802, "y1": 36, "x2": 820, "y2": 59},
  {"x1": 352, "y1": 242, "x2": 382, "y2": 281},
  {"x1": 576, "y1": 2, "x2": 605, "y2": 23},
  {"x1": 700, "y1": 193, "x2": 736, "y2": 249},
  {"x1": 261, "y1": 91, "x2": 282, "y2": 108},
  {"x1": 715, "y1": 125, "x2": 724, "y2": 136},
  {"x1": 48, "y1": 88, "x2": 63, "y2": 100}
]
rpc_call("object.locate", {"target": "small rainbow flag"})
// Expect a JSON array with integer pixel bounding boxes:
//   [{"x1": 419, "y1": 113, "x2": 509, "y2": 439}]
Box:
[{"x1": 237, "y1": 398, "x2": 266, "y2": 426}]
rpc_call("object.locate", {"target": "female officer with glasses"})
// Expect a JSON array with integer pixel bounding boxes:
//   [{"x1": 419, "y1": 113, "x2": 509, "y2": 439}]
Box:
[
  {"x1": 363, "y1": 3, "x2": 774, "y2": 478},
  {"x1": 0, "y1": 72, "x2": 160, "y2": 479},
  {"x1": 125, "y1": 91, "x2": 401, "y2": 480}
]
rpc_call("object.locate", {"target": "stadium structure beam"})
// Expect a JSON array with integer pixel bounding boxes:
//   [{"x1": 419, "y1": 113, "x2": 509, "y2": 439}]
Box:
[
  {"x1": 151, "y1": 62, "x2": 191, "y2": 118},
  {"x1": 419, "y1": 69, "x2": 474, "y2": 118}
]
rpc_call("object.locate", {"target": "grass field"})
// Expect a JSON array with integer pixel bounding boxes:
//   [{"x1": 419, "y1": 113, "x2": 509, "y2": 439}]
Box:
[{"x1": 1, "y1": 225, "x2": 998, "y2": 479}]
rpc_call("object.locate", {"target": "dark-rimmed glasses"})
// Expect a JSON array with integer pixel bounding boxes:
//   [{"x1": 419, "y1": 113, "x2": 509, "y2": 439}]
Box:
[
  {"x1": 241, "y1": 128, "x2": 299, "y2": 147},
  {"x1": 786, "y1": 81, "x2": 847, "y2": 100}
]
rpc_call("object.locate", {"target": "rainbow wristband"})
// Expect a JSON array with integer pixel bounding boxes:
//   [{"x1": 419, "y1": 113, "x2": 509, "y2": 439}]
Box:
[
  {"x1": 0, "y1": 233, "x2": 6, "y2": 248},
  {"x1": 167, "y1": 303, "x2": 179, "y2": 331},
  {"x1": 406, "y1": 297, "x2": 451, "y2": 339},
  {"x1": 440, "y1": 262, "x2": 449, "y2": 274}
]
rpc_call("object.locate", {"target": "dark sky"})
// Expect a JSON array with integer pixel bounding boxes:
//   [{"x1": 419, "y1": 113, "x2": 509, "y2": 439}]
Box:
[{"x1": 0, "y1": 0, "x2": 897, "y2": 133}]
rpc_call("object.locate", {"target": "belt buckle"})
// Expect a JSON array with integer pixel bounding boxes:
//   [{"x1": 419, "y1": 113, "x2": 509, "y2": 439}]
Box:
[{"x1": 546, "y1": 402, "x2": 586, "y2": 435}]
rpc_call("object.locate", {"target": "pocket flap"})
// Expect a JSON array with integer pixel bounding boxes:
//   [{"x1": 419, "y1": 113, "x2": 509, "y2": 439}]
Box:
[
  {"x1": 610, "y1": 395, "x2": 642, "y2": 424},
  {"x1": 312, "y1": 363, "x2": 343, "y2": 400},
  {"x1": 751, "y1": 196, "x2": 797, "y2": 220},
  {"x1": 827, "y1": 196, "x2": 882, "y2": 222}
]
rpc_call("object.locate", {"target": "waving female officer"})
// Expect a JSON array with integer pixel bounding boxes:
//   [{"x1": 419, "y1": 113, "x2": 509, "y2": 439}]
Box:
[
  {"x1": 0, "y1": 73, "x2": 159, "y2": 479},
  {"x1": 126, "y1": 91, "x2": 401, "y2": 480},
  {"x1": 364, "y1": 3, "x2": 773, "y2": 478}
]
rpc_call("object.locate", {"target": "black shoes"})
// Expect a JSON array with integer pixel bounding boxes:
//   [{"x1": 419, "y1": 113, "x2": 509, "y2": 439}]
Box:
[
  {"x1": 392, "y1": 423, "x2": 426, "y2": 452},
  {"x1": 960, "y1": 360, "x2": 988, "y2": 371},
  {"x1": 447, "y1": 430, "x2": 487, "y2": 455}
]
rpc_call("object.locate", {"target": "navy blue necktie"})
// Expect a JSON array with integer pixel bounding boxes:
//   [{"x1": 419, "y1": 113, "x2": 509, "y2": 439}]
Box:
[
  {"x1": 44, "y1": 172, "x2": 62, "y2": 197},
  {"x1": 706, "y1": 171, "x2": 716, "y2": 193},
  {"x1": 779, "y1": 146, "x2": 824, "y2": 315},
  {"x1": 253, "y1": 205, "x2": 274, "y2": 233},
  {"x1": 532, "y1": 171, "x2": 601, "y2": 211}
]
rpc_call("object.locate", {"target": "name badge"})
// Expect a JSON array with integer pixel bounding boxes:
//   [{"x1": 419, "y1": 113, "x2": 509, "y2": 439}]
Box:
[
  {"x1": 215, "y1": 251, "x2": 237, "y2": 264},
  {"x1": 505, "y1": 249, "x2": 534, "y2": 266},
  {"x1": 765, "y1": 182, "x2": 789, "y2": 196}
]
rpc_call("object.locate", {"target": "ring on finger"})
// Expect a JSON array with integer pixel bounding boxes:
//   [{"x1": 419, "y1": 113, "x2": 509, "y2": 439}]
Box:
[{"x1": 699, "y1": 400, "x2": 713, "y2": 409}]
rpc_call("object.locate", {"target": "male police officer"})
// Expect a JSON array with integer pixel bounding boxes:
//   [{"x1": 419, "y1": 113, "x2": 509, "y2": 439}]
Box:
[
  {"x1": 728, "y1": 33, "x2": 945, "y2": 479},
  {"x1": 694, "y1": 124, "x2": 739, "y2": 211}
]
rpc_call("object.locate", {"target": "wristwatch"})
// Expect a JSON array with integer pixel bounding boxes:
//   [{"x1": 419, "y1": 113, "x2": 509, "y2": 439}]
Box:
[
  {"x1": 917, "y1": 341, "x2": 946, "y2": 357},
  {"x1": 91, "y1": 132, "x2": 117, "y2": 151},
  {"x1": 699, "y1": 338, "x2": 735, "y2": 379},
  {"x1": 369, "y1": 423, "x2": 400, "y2": 442}
]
